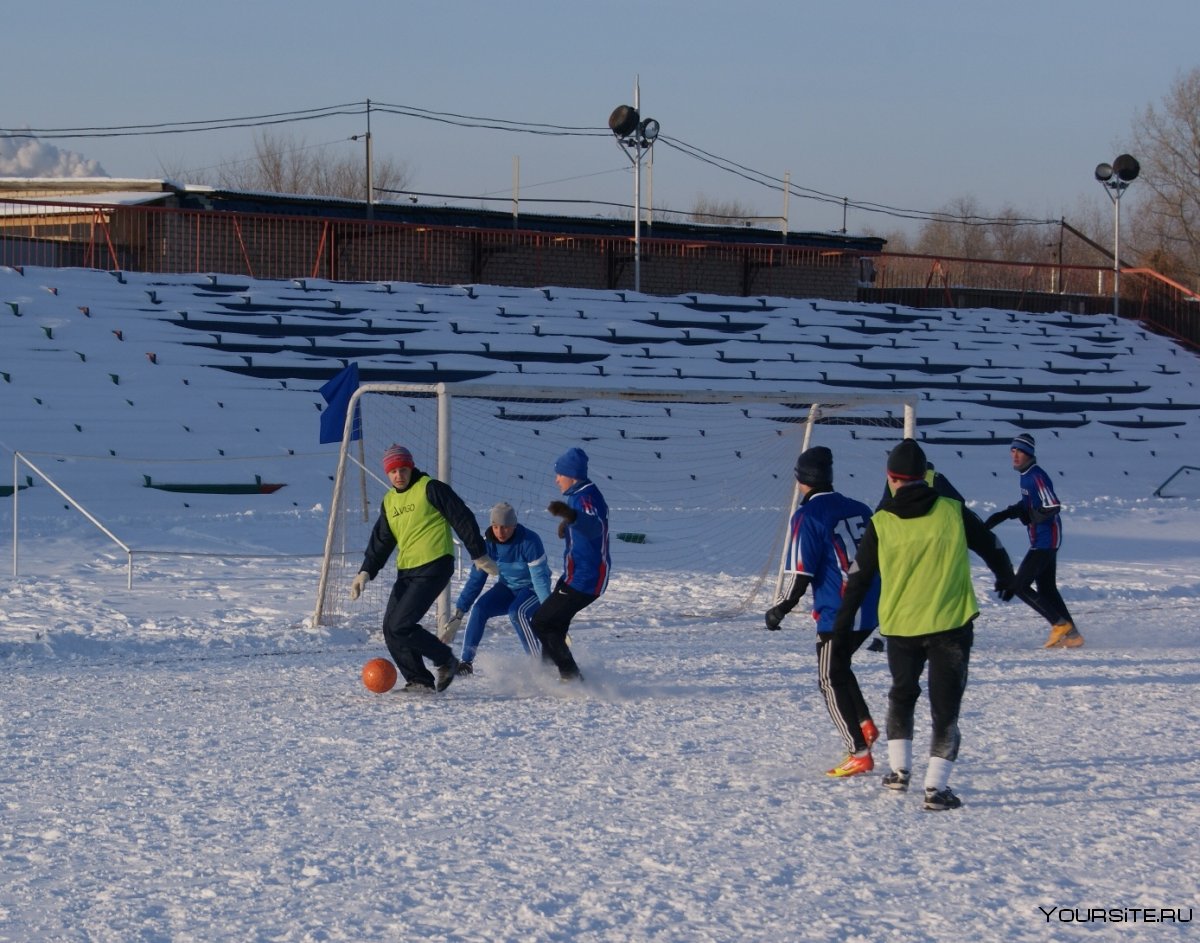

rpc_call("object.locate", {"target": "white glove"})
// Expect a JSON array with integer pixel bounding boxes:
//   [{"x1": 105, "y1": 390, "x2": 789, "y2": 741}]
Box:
[
  {"x1": 473, "y1": 555, "x2": 499, "y2": 577},
  {"x1": 349, "y1": 571, "x2": 369, "y2": 601},
  {"x1": 438, "y1": 608, "x2": 465, "y2": 644}
]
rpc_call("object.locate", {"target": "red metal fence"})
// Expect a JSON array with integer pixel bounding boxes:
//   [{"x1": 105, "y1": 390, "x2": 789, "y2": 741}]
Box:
[
  {"x1": 0, "y1": 198, "x2": 859, "y2": 300},
  {"x1": 2, "y1": 197, "x2": 1197, "y2": 349},
  {"x1": 1121, "y1": 268, "x2": 1200, "y2": 350}
]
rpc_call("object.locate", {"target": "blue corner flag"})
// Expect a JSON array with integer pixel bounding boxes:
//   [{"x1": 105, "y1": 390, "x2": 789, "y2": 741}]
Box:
[{"x1": 319, "y1": 363, "x2": 362, "y2": 444}]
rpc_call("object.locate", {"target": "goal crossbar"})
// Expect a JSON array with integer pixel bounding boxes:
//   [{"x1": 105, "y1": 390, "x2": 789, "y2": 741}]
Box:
[{"x1": 312, "y1": 382, "x2": 916, "y2": 629}]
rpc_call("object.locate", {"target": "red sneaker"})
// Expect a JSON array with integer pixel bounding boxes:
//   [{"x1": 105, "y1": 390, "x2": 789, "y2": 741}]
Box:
[
  {"x1": 860, "y1": 719, "x2": 879, "y2": 746},
  {"x1": 827, "y1": 752, "x2": 874, "y2": 778}
]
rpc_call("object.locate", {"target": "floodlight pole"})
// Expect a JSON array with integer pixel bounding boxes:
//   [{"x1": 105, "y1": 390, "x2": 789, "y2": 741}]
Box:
[
  {"x1": 1112, "y1": 187, "x2": 1121, "y2": 317},
  {"x1": 633, "y1": 82, "x2": 643, "y2": 291},
  {"x1": 1094, "y1": 154, "x2": 1139, "y2": 320},
  {"x1": 1096, "y1": 177, "x2": 1128, "y2": 318},
  {"x1": 609, "y1": 78, "x2": 659, "y2": 295}
]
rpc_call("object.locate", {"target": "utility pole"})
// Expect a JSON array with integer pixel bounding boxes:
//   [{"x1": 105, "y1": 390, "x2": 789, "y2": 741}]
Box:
[{"x1": 365, "y1": 100, "x2": 374, "y2": 220}]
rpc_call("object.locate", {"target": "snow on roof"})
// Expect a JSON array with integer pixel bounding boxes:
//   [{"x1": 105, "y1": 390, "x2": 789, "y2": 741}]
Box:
[
  {"x1": 0, "y1": 176, "x2": 173, "y2": 189},
  {"x1": 0, "y1": 190, "x2": 172, "y2": 216}
]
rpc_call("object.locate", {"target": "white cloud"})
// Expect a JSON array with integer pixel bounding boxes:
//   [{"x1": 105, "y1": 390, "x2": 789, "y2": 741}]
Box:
[{"x1": 0, "y1": 133, "x2": 108, "y2": 177}]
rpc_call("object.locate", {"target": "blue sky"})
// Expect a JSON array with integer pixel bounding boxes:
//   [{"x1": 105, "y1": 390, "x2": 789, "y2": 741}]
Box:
[{"x1": 4, "y1": 0, "x2": 1195, "y2": 236}]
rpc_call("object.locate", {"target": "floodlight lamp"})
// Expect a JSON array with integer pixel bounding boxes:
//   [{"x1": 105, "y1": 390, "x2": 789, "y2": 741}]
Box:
[
  {"x1": 1112, "y1": 154, "x2": 1140, "y2": 182},
  {"x1": 638, "y1": 118, "x2": 660, "y2": 143},
  {"x1": 609, "y1": 105, "x2": 639, "y2": 138},
  {"x1": 1094, "y1": 163, "x2": 1114, "y2": 183}
]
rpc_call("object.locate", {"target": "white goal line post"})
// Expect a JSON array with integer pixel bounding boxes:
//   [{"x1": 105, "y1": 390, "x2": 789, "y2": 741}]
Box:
[
  {"x1": 311, "y1": 382, "x2": 916, "y2": 630},
  {"x1": 12, "y1": 450, "x2": 135, "y2": 587},
  {"x1": 10, "y1": 450, "x2": 328, "y2": 590}
]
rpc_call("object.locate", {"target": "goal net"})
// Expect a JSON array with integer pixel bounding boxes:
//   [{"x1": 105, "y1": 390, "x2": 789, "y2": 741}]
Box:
[{"x1": 311, "y1": 383, "x2": 915, "y2": 630}]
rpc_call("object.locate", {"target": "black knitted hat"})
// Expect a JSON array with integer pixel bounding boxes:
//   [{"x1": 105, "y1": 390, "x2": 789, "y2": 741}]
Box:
[
  {"x1": 886, "y1": 438, "x2": 928, "y2": 481},
  {"x1": 794, "y1": 446, "x2": 833, "y2": 487}
]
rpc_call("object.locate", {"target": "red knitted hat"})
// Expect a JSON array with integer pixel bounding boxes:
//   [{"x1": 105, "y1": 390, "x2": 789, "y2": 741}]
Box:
[{"x1": 382, "y1": 444, "x2": 414, "y2": 473}]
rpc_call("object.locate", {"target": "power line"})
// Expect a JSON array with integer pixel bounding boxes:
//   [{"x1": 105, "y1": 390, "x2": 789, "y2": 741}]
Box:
[
  {"x1": 660, "y1": 134, "x2": 1059, "y2": 228},
  {"x1": 3, "y1": 99, "x2": 1062, "y2": 230},
  {"x1": 1, "y1": 103, "x2": 366, "y2": 140},
  {"x1": 175, "y1": 135, "x2": 364, "y2": 177},
  {"x1": 371, "y1": 101, "x2": 607, "y2": 138},
  {"x1": 376, "y1": 188, "x2": 630, "y2": 211},
  {"x1": 374, "y1": 187, "x2": 780, "y2": 226},
  {"x1": 478, "y1": 166, "x2": 626, "y2": 196}
]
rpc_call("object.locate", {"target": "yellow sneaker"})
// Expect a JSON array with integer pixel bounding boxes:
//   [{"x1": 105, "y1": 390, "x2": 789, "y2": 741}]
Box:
[
  {"x1": 1061, "y1": 627, "x2": 1084, "y2": 648},
  {"x1": 827, "y1": 753, "x2": 874, "y2": 778},
  {"x1": 1044, "y1": 621, "x2": 1074, "y2": 648}
]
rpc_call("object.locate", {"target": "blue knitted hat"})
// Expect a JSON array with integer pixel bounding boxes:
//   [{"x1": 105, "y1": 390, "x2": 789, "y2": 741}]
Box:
[
  {"x1": 1010, "y1": 433, "x2": 1036, "y2": 457},
  {"x1": 554, "y1": 447, "x2": 589, "y2": 480}
]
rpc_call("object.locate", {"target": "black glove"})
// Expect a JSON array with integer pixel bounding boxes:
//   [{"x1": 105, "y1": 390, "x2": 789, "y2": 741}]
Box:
[
  {"x1": 548, "y1": 500, "x2": 577, "y2": 523},
  {"x1": 985, "y1": 503, "x2": 1026, "y2": 529},
  {"x1": 866, "y1": 637, "x2": 885, "y2": 653},
  {"x1": 995, "y1": 577, "x2": 1015, "y2": 602},
  {"x1": 764, "y1": 606, "x2": 786, "y2": 631}
]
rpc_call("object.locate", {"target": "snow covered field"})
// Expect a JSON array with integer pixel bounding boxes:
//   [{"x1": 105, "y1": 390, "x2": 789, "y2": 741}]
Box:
[{"x1": 1, "y1": 265, "x2": 1198, "y2": 941}]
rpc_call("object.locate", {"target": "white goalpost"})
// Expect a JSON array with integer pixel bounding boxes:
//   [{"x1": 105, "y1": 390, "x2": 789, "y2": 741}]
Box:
[{"x1": 311, "y1": 383, "x2": 916, "y2": 630}]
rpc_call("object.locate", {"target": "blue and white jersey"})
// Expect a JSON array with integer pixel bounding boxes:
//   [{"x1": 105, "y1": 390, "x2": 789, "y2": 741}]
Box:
[
  {"x1": 456, "y1": 523, "x2": 553, "y2": 612},
  {"x1": 783, "y1": 490, "x2": 879, "y2": 633},
  {"x1": 1018, "y1": 463, "x2": 1063, "y2": 551},
  {"x1": 560, "y1": 479, "x2": 611, "y2": 597}
]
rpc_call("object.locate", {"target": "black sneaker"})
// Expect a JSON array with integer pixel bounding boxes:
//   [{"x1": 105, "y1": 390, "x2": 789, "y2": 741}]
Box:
[
  {"x1": 435, "y1": 656, "x2": 460, "y2": 692},
  {"x1": 923, "y1": 787, "x2": 963, "y2": 811},
  {"x1": 882, "y1": 769, "x2": 910, "y2": 791},
  {"x1": 400, "y1": 680, "x2": 435, "y2": 694},
  {"x1": 456, "y1": 660, "x2": 474, "y2": 676}
]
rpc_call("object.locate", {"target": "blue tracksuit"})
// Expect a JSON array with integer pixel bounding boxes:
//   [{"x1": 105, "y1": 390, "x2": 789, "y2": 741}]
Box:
[
  {"x1": 783, "y1": 490, "x2": 880, "y2": 633},
  {"x1": 1011, "y1": 461, "x2": 1072, "y2": 626},
  {"x1": 780, "y1": 488, "x2": 881, "y2": 756},
  {"x1": 455, "y1": 523, "x2": 552, "y2": 663},
  {"x1": 1018, "y1": 463, "x2": 1063, "y2": 550},
  {"x1": 557, "y1": 479, "x2": 611, "y2": 596}
]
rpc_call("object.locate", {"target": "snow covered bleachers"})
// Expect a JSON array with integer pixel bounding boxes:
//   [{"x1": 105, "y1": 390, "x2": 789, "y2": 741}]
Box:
[{"x1": 3, "y1": 264, "x2": 1198, "y2": 508}]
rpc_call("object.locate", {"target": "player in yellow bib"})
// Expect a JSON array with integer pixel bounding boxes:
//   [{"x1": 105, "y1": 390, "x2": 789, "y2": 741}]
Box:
[
  {"x1": 350, "y1": 445, "x2": 497, "y2": 693},
  {"x1": 834, "y1": 439, "x2": 1014, "y2": 811}
]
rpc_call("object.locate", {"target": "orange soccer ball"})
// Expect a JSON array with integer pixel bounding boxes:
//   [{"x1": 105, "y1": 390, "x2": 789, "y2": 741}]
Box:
[{"x1": 361, "y1": 657, "x2": 398, "y2": 693}]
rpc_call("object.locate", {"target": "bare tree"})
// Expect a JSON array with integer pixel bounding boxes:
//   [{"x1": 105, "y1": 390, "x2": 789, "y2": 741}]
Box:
[
  {"x1": 913, "y1": 196, "x2": 992, "y2": 259},
  {"x1": 983, "y1": 206, "x2": 1055, "y2": 263},
  {"x1": 1129, "y1": 67, "x2": 1200, "y2": 290},
  {"x1": 204, "y1": 131, "x2": 411, "y2": 203},
  {"x1": 688, "y1": 195, "x2": 763, "y2": 226},
  {"x1": 1060, "y1": 198, "x2": 1119, "y2": 268},
  {"x1": 870, "y1": 227, "x2": 914, "y2": 253},
  {"x1": 893, "y1": 196, "x2": 1065, "y2": 266}
]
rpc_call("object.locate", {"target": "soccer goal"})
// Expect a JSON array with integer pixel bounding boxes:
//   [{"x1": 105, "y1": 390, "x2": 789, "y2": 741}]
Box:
[{"x1": 311, "y1": 383, "x2": 915, "y2": 629}]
